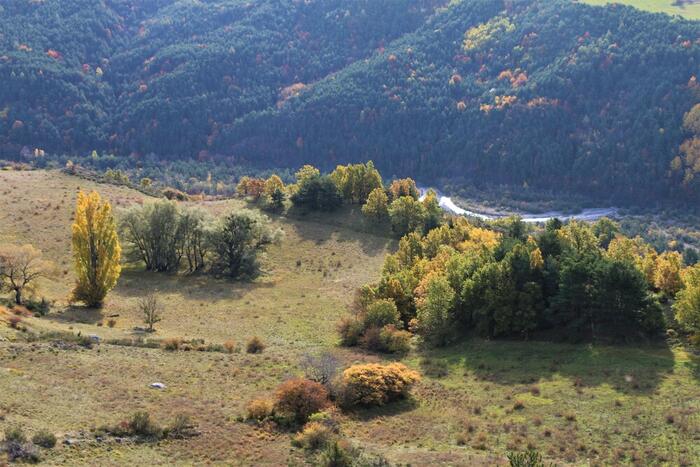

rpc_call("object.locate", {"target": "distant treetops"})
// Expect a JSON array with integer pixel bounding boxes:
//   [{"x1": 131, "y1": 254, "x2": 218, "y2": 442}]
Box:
[{"x1": 236, "y1": 160, "x2": 443, "y2": 237}]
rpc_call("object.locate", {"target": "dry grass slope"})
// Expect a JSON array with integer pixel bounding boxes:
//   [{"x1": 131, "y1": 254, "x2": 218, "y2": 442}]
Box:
[{"x1": 0, "y1": 169, "x2": 698, "y2": 465}]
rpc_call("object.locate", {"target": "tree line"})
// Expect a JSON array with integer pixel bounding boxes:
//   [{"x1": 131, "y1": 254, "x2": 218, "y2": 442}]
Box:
[
  {"x1": 340, "y1": 214, "x2": 700, "y2": 350},
  {"x1": 236, "y1": 160, "x2": 446, "y2": 237}
]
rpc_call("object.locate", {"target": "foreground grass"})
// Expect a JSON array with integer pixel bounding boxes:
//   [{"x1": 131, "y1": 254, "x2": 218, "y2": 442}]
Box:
[
  {"x1": 582, "y1": 0, "x2": 700, "y2": 20},
  {"x1": 0, "y1": 170, "x2": 698, "y2": 465}
]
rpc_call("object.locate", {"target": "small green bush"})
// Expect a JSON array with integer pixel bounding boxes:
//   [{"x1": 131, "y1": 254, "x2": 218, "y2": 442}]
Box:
[
  {"x1": 363, "y1": 299, "x2": 400, "y2": 329},
  {"x1": 319, "y1": 441, "x2": 353, "y2": 467},
  {"x1": 31, "y1": 430, "x2": 56, "y2": 448},
  {"x1": 4, "y1": 426, "x2": 27, "y2": 443},
  {"x1": 379, "y1": 325, "x2": 412, "y2": 354},
  {"x1": 337, "y1": 317, "x2": 364, "y2": 347},
  {"x1": 292, "y1": 421, "x2": 334, "y2": 450},
  {"x1": 128, "y1": 411, "x2": 163, "y2": 439}
]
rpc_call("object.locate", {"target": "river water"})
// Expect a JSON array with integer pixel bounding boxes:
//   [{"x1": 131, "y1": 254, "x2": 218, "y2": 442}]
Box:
[{"x1": 420, "y1": 190, "x2": 617, "y2": 224}]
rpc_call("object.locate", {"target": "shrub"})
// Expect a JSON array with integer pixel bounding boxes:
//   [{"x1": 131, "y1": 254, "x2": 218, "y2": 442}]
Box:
[
  {"x1": 5, "y1": 442, "x2": 40, "y2": 463},
  {"x1": 162, "y1": 187, "x2": 189, "y2": 201},
  {"x1": 31, "y1": 430, "x2": 56, "y2": 449},
  {"x1": 319, "y1": 441, "x2": 353, "y2": 467},
  {"x1": 246, "y1": 398, "x2": 274, "y2": 421},
  {"x1": 223, "y1": 340, "x2": 237, "y2": 353},
  {"x1": 3, "y1": 427, "x2": 40, "y2": 463},
  {"x1": 363, "y1": 299, "x2": 400, "y2": 329},
  {"x1": 246, "y1": 336, "x2": 265, "y2": 354},
  {"x1": 128, "y1": 411, "x2": 163, "y2": 439},
  {"x1": 26, "y1": 298, "x2": 51, "y2": 317},
  {"x1": 167, "y1": 414, "x2": 198, "y2": 439},
  {"x1": 379, "y1": 325, "x2": 412, "y2": 354},
  {"x1": 359, "y1": 326, "x2": 383, "y2": 351},
  {"x1": 300, "y1": 352, "x2": 339, "y2": 386},
  {"x1": 4, "y1": 426, "x2": 27, "y2": 444},
  {"x1": 292, "y1": 422, "x2": 334, "y2": 450},
  {"x1": 162, "y1": 338, "x2": 182, "y2": 351},
  {"x1": 274, "y1": 379, "x2": 329, "y2": 424},
  {"x1": 340, "y1": 363, "x2": 420, "y2": 408},
  {"x1": 337, "y1": 317, "x2": 364, "y2": 347},
  {"x1": 507, "y1": 449, "x2": 547, "y2": 467}
]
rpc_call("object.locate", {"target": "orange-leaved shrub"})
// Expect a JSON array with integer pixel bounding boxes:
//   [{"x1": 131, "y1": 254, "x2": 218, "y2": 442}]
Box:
[
  {"x1": 340, "y1": 363, "x2": 419, "y2": 408},
  {"x1": 274, "y1": 378, "x2": 329, "y2": 424},
  {"x1": 246, "y1": 398, "x2": 274, "y2": 421}
]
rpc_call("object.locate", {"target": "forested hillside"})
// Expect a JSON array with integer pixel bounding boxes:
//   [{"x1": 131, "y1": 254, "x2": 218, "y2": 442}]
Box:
[{"x1": 1, "y1": 0, "x2": 699, "y2": 203}]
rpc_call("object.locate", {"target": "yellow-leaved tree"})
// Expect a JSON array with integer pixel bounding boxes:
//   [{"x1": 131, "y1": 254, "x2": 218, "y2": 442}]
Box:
[{"x1": 71, "y1": 191, "x2": 121, "y2": 307}]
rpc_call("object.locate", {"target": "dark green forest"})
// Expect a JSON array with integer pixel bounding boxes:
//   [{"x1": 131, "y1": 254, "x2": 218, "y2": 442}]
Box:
[{"x1": 1, "y1": 0, "x2": 699, "y2": 203}]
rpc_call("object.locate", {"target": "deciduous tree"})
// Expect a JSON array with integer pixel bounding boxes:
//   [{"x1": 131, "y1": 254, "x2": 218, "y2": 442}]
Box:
[
  {"x1": 0, "y1": 244, "x2": 50, "y2": 305},
  {"x1": 71, "y1": 191, "x2": 121, "y2": 307}
]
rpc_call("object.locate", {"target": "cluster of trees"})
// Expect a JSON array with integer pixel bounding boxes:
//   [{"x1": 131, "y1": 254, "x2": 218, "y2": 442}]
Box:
[
  {"x1": 1, "y1": 190, "x2": 280, "y2": 311},
  {"x1": 343, "y1": 215, "x2": 700, "y2": 349},
  {"x1": 237, "y1": 161, "x2": 446, "y2": 237},
  {"x1": 121, "y1": 200, "x2": 281, "y2": 279}
]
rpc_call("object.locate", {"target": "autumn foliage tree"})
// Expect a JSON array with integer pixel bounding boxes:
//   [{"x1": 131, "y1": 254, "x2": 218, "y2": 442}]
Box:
[
  {"x1": 388, "y1": 178, "x2": 419, "y2": 201},
  {"x1": 0, "y1": 244, "x2": 50, "y2": 305},
  {"x1": 71, "y1": 191, "x2": 122, "y2": 307},
  {"x1": 361, "y1": 188, "x2": 389, "y2": 222},
  {"x1": 674, "y1": 264, "x2": 700, "y2": 337}
]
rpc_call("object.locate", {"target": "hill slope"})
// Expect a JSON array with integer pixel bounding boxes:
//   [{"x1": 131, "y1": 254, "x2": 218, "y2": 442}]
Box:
[
  {"x1": 0, "y1": 0, "x2": 699, "y2": 203},
  {"x1": 1, "y1": 170, "x2": 699, "y2": 465}
]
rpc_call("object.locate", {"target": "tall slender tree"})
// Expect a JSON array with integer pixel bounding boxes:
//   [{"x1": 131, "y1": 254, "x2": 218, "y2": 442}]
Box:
[{"x1": 71, "y1": 191, "x2": 121, "y2": 307}]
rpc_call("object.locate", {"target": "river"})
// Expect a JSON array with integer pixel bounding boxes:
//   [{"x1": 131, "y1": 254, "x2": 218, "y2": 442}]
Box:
[{"x1": 420, "y1": 190, "x2": 618, "y2": 223}]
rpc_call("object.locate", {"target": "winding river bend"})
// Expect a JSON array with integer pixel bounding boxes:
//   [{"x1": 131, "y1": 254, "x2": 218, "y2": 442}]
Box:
[{"x1": 420, "y1": 190, "x2": 618, "y2": 223}]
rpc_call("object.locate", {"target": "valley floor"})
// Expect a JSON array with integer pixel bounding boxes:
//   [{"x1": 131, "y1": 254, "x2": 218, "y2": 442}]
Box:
[{"x1": 0, "y1": 170, "x2": 698, "y2": 465}]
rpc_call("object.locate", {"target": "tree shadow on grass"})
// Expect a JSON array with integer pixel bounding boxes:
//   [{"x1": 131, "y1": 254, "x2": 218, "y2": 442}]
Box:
[
  {"x1": 113, "y1": 269, "x2": 276, "y2": 302},
  {"x1": 47, "y1": 305, "x2": 105, "y2": 325},
  {"x1": 344, "y1": 397, "x2": 420, "y2": 422},
  {"x1": 284, "y1": 206, "x2": 395, "y2": 256},
  {"x1": 423, "y1": 338, "x2": 675, "y2": 395}
]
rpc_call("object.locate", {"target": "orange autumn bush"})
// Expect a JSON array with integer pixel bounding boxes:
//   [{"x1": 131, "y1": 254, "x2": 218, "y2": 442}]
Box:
[{"x1": 340, "y1": 363, "x2": 420, "y2": 407}]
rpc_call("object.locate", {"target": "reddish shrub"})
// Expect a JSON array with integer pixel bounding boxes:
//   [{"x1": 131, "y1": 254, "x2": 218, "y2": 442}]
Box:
[{"x1": 274, "y1": 378, "x2": 329, "y2": 424}]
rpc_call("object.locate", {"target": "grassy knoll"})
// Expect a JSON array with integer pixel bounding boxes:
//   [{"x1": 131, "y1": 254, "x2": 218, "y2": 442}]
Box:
[
  {"x1": 0, "y1": 169, "x2": 699, "y2": 465},
  {"x1": 581, "y1": 0, "x2": 700, "y2": 19}
]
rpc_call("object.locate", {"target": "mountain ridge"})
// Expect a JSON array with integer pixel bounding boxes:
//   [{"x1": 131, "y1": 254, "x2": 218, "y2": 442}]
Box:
[{"x1": 1, "y1": 0, "x2": 699, "y2": 203}]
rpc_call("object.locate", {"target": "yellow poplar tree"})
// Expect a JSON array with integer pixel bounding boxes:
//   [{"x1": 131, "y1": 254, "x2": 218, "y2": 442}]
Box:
[{"x1": 71, "y1": 191, "x2": 121, "y2": 307}]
